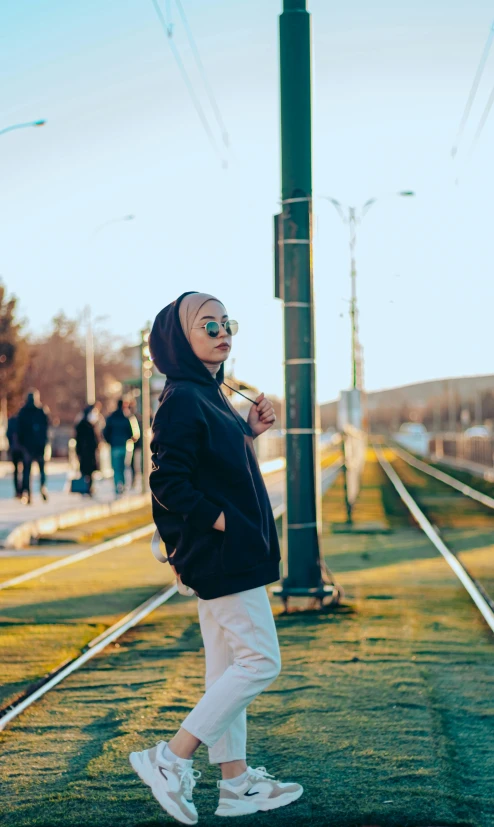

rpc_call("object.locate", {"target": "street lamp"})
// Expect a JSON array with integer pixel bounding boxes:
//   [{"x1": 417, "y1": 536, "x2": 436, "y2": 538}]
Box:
[
  {"x1": 0, "y1": 118, "x2": 46, "y2": 443},
  {"x1": 0, "y1": 119, "x2": 46, "y2": 137},
  {"x1": 323, "y1": 191, "x2": 415, "y2": 391},
  {"x1": 84, "y1": 215, "x2": 136, "y2": 404},
  {"x1": 92, "y1": 214, "x2": 135, "y2": 236}
]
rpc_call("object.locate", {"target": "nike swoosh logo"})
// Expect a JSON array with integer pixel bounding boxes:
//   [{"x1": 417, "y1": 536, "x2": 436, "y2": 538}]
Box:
[
  {"x1": 245, "y1": 790, "x2": 259, "y2": 797},
  {"x1": 158, "y1": 767, "x2": 168, "y2": 781}
]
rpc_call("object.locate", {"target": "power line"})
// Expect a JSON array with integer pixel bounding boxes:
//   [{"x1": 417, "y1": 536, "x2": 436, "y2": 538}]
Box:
[
  {"x1": 174, "y1": 0, "x2": 230, "y2": 149},
  {"x1": 165, "y1": 0, "x2": 173, "y2": 33},
  {"x1": 150, "y1": 0, "x2": 227, "y2": 167},
  {"x1": 451, "y1": 20, "x2": 494, "y2": 158},
  {"x1": 470, "y1": 81, "x2": 494, "y2": 152}
]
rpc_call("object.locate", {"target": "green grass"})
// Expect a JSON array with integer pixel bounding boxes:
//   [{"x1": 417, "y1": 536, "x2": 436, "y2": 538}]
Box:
[
  {"x1": 0, "y1": 452, "x2": 493, "y2": 826},
  {"x1": 0, "y1": 538, "x2": 173, "y2": 709}
]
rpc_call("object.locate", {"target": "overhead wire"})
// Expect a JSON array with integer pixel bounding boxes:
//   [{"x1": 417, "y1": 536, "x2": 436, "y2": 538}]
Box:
[
  {"x1": 451, "y1": 20, "x2": 494, "y2": 159},
  {"x1": 150, "y1": 0, "x2": 227, "y2": 168},
  {"x1": 469, "y1": 80, "x2": 494, "y2": 153},
  {"x1": 174, "y1": 0, "x2": 230, "y2": 149}
]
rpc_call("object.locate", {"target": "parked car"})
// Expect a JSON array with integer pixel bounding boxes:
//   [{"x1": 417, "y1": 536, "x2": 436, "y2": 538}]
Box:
[
  {"x1": 464, "y1": 426, "x2": 489, "y2": 438},
  {"x1": 394, "y1": 422, "x2": 429, "y2": 455}
]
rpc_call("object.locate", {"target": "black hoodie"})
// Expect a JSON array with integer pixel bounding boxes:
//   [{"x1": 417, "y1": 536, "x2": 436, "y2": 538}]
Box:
[{"x1": 149, "y1": 292, "x2": 281, "y2": 600}]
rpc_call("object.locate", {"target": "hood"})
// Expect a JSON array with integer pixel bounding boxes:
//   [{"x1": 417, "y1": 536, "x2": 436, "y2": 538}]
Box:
[{"x1": 149, "y1": 292, "x2": 225, "y2": 387}]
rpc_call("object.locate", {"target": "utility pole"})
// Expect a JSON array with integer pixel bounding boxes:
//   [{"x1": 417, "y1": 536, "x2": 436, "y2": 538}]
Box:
[
  {"x1": 141, "y1": 327, "x2": 152, "y2": 493},
  {"x1": 273, "y1": 0, "x2": 333, "y2": 608}
]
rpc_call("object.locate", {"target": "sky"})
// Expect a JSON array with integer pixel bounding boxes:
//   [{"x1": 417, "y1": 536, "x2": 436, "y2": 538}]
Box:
[{"x1": 1, "y1": 0, "x2": 494, "y2": 402}]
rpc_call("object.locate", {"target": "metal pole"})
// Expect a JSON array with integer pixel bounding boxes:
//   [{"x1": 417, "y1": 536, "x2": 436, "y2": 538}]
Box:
[
  {"x1": 141, "y1": 328, "x2": 152, "y2": 493},
  {"x1": 349, "y1": 208, "x2": 359, "y2": 390},
  {"x1": 274, "y1": 0, "x2": 331, "y2": 606},
  {"x1": 85, "y1": 307, "x2": 96, "y2": 406}
]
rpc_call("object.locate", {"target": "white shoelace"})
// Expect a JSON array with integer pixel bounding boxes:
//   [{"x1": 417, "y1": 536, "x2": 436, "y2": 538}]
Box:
[
  {"x1": 178, "y1": 765, "x2": 201, "y2": 799},
  {"x1": 248, "y1": 766, "x2": 276, "y2": 783}
]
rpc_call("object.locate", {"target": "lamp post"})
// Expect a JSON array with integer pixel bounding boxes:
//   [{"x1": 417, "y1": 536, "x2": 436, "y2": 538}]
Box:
[
  {"x1": 0, "y1": 119, "x2": 46, "y2": 137},
  {"x1": 0, "y1": 119, "x2": 46, "y2": 438},
  {"x1": 324, "y1": 191, "x2": 415, "y2": 392},
  {"x1": 84, "y1": 215, "x2": 135, "y2": 405}
]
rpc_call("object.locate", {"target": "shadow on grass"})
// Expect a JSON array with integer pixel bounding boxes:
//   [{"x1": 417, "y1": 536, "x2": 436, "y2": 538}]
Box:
[
  {"x1": 0, "y1": 585, "x2": 166, "y2": 623},
  {"x1": 323, "y1": 526, "x2": 494, "y2": 576}
]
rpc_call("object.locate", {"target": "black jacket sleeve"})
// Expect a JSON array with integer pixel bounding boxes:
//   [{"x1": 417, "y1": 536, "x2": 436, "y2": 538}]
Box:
[
  {"x1": 150, "y1": 389, "x2": 223, "y2": 532},
  {"x1": 102, "y1": 420, "x2": 112, "y2": 444}
]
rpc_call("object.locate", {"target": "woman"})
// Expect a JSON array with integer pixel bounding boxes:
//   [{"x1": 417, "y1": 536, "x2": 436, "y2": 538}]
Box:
[
  {"x1": 130, "y1": 293, "x2": 303, "y2": 824},
  {"x1": 75, "y1": 405, "x2": 99, "y2": 495}
]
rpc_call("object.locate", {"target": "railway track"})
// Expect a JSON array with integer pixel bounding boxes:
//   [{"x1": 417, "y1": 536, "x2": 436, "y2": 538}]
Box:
[
  {"x1": 0, "y1": 458, "x2": 342, "y2": 732},
  {"x1": 375, "y1": 442, "x2": 494, "y2": 634}
]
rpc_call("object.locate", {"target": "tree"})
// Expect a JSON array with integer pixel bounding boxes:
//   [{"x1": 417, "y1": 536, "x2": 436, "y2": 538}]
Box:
[
  {"x1": 25, "y1": 313, "x2": 134, "y2": 426},
  {"x1": 0, "y1": 281, "x2": 29, "y2": 416}
]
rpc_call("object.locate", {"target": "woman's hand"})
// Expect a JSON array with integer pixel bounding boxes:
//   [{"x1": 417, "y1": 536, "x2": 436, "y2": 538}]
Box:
[
  {"x1": 247, "y1": 393, "x2": 276, "y2": 437},
  {"x1": 213, "y1": 511, "x2": 226, "y2": 532}
]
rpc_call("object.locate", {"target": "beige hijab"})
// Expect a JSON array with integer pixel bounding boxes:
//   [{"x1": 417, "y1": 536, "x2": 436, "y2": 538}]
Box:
[{"x1": 178, "y1": 292, "x2": 224, "y2": 343}]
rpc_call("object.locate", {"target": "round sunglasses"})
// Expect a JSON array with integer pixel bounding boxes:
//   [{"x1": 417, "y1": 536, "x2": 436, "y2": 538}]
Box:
[{"x1": 195, "y1": 320, "x2": 239, "y2": 338}]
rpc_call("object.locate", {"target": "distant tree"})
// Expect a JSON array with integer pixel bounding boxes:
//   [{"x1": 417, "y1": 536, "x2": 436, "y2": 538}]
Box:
[
  {"x1": 25, "y1": 313, "x2": 134, "y2": 426},
  {"x1": 0, "y1": 281, "x2": 29, "y2": 415}
]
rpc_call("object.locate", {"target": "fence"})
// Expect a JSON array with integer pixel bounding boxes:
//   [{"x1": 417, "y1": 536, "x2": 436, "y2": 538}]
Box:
[{"x1": 429, "y1": 433, "x2": 494, "y2": 474}]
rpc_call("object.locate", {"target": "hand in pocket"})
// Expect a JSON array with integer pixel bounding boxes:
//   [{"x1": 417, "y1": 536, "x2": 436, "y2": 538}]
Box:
[{"x1": 213, "y1": 511, "x2": 226, "y2": 532}]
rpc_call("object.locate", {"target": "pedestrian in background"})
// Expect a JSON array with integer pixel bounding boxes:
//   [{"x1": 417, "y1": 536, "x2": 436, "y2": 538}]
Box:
[
  {"x1": 6, "y1": 414, "x2": 23, "y2": 498},
  {"x1": 75, "y1": 405, "x2": 99, "y2": 496},
  {"x1": 17, "y1": 390, "x2": 50, "y2": 505},
  {"x1": 103, "y1": 399, "x2": 139, "y2": 495}
]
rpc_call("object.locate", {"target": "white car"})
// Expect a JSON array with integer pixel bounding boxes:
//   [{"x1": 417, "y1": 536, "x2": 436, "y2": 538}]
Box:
[
  {"x1": 464, "y1": 426, "x2": 489, "y2": 438},
  {"x1": 394, "y1": 422, "x2": 429, "y2": 455}
]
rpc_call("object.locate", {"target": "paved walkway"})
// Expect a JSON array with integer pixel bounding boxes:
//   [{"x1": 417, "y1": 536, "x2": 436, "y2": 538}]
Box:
[{"x1": 0, "y1": 466, "x2": 146, "y2": 548}]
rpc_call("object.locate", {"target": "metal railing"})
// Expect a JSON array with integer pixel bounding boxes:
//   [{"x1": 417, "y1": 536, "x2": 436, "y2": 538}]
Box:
[{"x1": 429, "y1": 433, "x2": 494, "y2": 471}]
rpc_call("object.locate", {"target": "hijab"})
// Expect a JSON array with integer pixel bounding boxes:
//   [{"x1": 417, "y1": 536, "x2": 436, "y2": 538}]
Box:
[{"x1": 178, "y1": 292, "x2": 223, "y2": 344}]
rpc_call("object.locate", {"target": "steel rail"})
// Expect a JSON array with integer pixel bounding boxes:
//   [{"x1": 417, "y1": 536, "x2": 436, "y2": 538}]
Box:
[
  {"x1": 0, "y1": 459, "x2": 343, "y2": 731},
  {"x1": 0, "y1": 458, "x2": 342, "y2": 592},
  {"x1": 389, "y1": 443, "x2": 494, "y2": 510},
  {"x1": 0, "y1": 524, "x2": 155, "y2": 591},
  {"x1": 374, "y1": 444, "x2": 494, "y2": 635},
  {"x1": 0, "y1": 502, "x2": 288, "y2": 731},
  {"x1": 0, "y1": 583, "x2": 178, "y2": 731}
]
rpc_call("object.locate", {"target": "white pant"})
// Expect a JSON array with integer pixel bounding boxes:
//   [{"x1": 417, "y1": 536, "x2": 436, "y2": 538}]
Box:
[{"x1": 181, "y1": 586, "x2": 281, "y2": 764}]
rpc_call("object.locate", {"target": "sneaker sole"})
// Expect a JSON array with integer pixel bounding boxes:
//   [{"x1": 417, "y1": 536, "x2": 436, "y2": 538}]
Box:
[
  {"x1": 256, "y1": 787, "x2": 304, "y2": 811},
  {"x1": 129, "y1": 753, "x2": 198, "y2": 826},
  {"x1": 215, "y1": 787, "x2": 304, "y2": 817},
  {"x1": 215, "y1": 799, "x2": 259, "y2": 817}
]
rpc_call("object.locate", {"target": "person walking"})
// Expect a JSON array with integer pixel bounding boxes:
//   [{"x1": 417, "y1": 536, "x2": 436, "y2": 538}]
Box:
[
  {"x1": 17, "y1": 390, "x2": 49, "y2": 505},
  {"x1": 75, "y1": 405, "x2": 99, "y2": 496},
  {"x1": 129, "y1": 292, "x2": 303, "y2": 824},
  {"x1": 6, "y1": 414, "x2": 23, "y2": 498},
  {"x1": 103, "y1": 399, "x2": 137, "y2": 495}
]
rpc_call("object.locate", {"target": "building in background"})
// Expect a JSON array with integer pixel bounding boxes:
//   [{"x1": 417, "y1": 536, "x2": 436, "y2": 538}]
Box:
[{"x1": 321, "y1": 374, "x2": 494, "y2": 435}]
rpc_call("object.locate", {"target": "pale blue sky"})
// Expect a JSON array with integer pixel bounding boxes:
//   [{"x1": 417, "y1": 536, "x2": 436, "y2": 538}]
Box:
[{"x1": 1, "y1": 0, "x2": 493, "y2": 401}]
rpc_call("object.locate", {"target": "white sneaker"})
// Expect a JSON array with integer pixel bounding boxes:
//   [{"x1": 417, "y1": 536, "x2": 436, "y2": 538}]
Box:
[
  {"x1": 129, "y1": 740, "x2": 201, "y2": 825},
  {"x1": 215, "y1": 766, "x2": 303, "y2": 817}
]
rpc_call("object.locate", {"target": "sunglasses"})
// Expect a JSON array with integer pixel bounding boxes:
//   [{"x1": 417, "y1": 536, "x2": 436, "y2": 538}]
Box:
[{"x1": 196, "y1": 320, "x2": 239, "y2": 338}]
